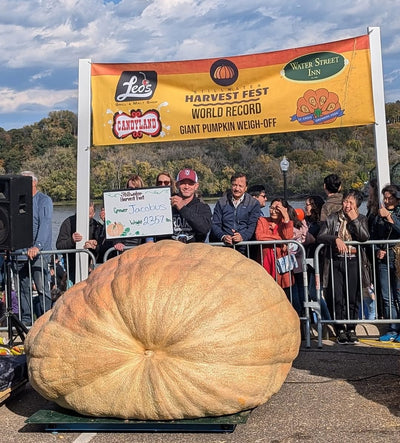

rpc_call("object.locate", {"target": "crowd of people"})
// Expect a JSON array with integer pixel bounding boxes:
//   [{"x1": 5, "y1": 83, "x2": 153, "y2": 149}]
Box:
[{"x1": 2, "y1": 168, "x2": 400, "y2": 347}]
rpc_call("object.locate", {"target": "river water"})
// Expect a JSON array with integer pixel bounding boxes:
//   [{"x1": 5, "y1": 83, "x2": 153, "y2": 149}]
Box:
[{"x1": 52, "y1": 199, "x2": 368, "y2": 249}]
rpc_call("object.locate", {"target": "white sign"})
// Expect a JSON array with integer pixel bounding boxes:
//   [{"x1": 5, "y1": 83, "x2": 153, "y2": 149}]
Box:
[{"x1": 103, "y1": 187, "x2": 173, "y2": 239}]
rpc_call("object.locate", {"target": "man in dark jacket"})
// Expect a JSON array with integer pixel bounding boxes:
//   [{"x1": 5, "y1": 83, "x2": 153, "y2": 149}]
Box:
[
  {"x1": 211, "y1": 172, "x2": 260, "y2": 254},
  {"x1": 169, "y1": 168, "x2": 212, "y2": 243},
  {"x1": 56, "y1": 202, "x2": 101, "y2": 283}
]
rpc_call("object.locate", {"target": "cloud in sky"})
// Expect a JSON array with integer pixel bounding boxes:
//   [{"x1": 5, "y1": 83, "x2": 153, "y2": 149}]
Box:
[{"x1": 0, "y1": 0, "x2": 399, "y2": 130}]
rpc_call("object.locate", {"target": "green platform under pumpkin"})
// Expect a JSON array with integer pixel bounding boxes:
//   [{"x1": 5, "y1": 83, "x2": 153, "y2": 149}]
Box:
[{"x1": 26, "y1": 407, "x2": 252, "y2": 433}]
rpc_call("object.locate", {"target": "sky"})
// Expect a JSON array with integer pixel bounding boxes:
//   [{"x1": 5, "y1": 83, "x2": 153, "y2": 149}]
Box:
[{"x1": 0, "y1": 0, "x2": 399, "y2": 131}]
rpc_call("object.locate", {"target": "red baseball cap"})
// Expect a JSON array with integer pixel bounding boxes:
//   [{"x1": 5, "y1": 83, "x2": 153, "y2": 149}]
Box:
[{"x1": 176, "y1": 168, "x2": 198, "y2": 183}]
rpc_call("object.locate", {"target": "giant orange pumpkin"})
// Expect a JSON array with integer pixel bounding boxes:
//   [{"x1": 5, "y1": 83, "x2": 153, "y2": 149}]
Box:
[{"x1": 25, "y1": 240, "x2": 300, "y2": 420}]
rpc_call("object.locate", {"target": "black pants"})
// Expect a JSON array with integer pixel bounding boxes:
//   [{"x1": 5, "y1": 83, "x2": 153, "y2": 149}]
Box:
[{"x1": 328, "y1": 257, "x2": 360, "y2": 331}]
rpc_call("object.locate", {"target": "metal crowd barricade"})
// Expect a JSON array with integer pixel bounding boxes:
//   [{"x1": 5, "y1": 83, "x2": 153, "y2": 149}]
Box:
[
  {"x1": 313, "y1": 239, "x2": 400, "y2": 348},
  {"x1": 0, "y1": 249, "x2": 96, "y2": 333},
  {"x1": 102, "y1": 247, "x2": 125, "y2": 262}
]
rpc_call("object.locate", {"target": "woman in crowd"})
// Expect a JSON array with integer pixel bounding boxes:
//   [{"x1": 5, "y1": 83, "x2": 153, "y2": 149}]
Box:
[
  {"x1": 126, "y1": 174, "x2": 145, "y2": 190},
  {"x1": 359, "y1": 178, "x2": 379, "y2": 320},
  {"x1": 288, "y1": 207, "x2": 314, "y2": 317},
  {"x1": 255, "y1": 198, "x2": 294, "y2": 295},
  {"x1": 156, "y1": 171, "x2": 176, "y2": 194},
  {"x1": 317, "y1": 189, "x2": 369, "y2": 344},
  {"x1": 370, "y1": 184, "x2": 400, "y2": 341},
  {"x1": 305, "y1": 195, "x2": 325, "y2": 249}
]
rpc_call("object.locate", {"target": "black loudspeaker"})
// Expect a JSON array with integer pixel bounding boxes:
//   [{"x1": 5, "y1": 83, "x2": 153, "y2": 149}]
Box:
[{"x1": 0, "y1": 175, "x2": 33, "y2": 251}]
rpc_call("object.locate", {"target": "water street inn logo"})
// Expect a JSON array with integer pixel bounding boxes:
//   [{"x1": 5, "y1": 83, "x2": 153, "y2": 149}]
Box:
[
  {"x1": 282, "y1": 51, "x2": 347, "y2": 126},
  {"x1": 112, "y1": 109, "x2": 162, "y2": 140},
  {"x1": 282, "y1": 51, "x2": 347, "y2": 82},
  {"x1": 210, "y1": 59, "x2": 239, "y2": 86},
  {"x1": 115, "y1": 71, "x2": 158, "y2": 102}
]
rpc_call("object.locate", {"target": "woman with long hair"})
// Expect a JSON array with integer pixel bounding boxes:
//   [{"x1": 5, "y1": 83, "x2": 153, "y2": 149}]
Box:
[
  {"x1": 155, "y1": 171, "x2": 176, "y2": 194},
  {"x1": 370, "y1": 184, "x2": 400, "y2": 341},
  {"x1": 255, "y1": 198, "x2": 294, "y2": 291},
  {"x1": 305, "y1": 195, "x2": 325, "y2": 248},
  {"x1": 126, "y1": 174, "x2": 144, "y2": 189},
  {"x1": 288, "y1": 206, "x2": 313, "y2": 316}
]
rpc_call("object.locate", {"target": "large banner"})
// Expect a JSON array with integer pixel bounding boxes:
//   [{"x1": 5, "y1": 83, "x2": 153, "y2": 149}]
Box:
[{"x1": 91, "y1": 35, "x2": 374, "y2": 146}]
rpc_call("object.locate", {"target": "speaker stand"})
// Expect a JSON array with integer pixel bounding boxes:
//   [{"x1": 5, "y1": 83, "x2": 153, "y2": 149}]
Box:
[{"x1": 0, "y1": 251, "x2": 28, "y2": 347}]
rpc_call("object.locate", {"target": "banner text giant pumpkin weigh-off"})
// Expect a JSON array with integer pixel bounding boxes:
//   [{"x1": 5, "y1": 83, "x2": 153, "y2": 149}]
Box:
[{"x1": 91, "y1": 35, "x2": 374, "y2": 147}]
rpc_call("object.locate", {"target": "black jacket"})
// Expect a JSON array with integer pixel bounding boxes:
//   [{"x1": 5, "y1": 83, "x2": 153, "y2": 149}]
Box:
[
  {"x1": 170, "y1": 196, "x2": 212, "y2": 243},
  {"x1": 318, "y1": 212, "x2": 369, "y2": 251},
  {"x1": 317, "y1": 211, "x2": 369, "y2": 287},
  {"x1": 56, "y1": 214, "x2": 101, "y2": 282},
  {"x1": 369, "y1": 204, "x2": 400, "y2": 264}
]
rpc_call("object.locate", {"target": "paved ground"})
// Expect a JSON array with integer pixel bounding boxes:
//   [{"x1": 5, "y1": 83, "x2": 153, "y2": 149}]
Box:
[{"x1": 1, "y1": 326, "x2": 400, "y2": 442}]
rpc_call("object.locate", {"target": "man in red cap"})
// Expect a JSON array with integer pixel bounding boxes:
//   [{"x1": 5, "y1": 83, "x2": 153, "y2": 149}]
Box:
[{"x1": 169, "y1": 168, "x2": 212, "y2": 243}]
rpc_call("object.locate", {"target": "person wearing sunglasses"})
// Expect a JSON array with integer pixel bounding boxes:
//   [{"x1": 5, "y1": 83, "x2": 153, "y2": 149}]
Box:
[
  {"x1": 248, "y1": 184, "x2": 267, "y2": 215},
  {"x1": 156, "y1": 171, "x2": 176, "y2": 195}
]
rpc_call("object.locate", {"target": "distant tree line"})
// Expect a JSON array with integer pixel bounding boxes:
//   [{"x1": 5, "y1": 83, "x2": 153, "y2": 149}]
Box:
[{"x1": 1, "y1": 102, "x2": 400, "y2": 202}]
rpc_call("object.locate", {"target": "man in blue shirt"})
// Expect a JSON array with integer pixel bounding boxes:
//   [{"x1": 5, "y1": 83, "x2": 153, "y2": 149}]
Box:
[{"x1": 16, "y1": 171, "x2": 53, "y2": 325}]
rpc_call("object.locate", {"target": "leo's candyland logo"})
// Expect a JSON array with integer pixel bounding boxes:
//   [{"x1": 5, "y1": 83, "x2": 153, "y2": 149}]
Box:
[
  {"x1": 112, "y1": 109, "x2": 162, "y2": 140},
  {"x1": 291, "y1": 88, "x2": 344, "y2": 126},
  {"x1": 115, "y1": 71, "x2": 157, "y2": 102}
]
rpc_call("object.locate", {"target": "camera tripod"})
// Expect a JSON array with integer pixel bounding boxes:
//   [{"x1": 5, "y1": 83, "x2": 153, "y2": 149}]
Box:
[{"x1": 0, "y1": 251, "x2": 28, "y2": 347}]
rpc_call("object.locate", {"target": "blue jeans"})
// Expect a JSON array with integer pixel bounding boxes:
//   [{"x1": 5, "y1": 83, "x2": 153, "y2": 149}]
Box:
[
  {"x1": 378, "y1": 262, "x2": 400, "y2": 332},
  {"x1": 13, "y1": 256, "x2": 52, "y2": 326},
  {"x1": 308, "y1": 272, "x2": 331, "y2": 320},
  {"x1": 360, "y1": 296, "x2": 376, "y2": 320},
  {"x1": 285, "y1": 283, "x2": 303, "y2": 317}
]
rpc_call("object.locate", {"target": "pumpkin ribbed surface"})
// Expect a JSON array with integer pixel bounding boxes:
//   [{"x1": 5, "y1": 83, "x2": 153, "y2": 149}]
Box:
[{"x1": 25, "y1": 240, "x2": 300, "y2": 420}]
